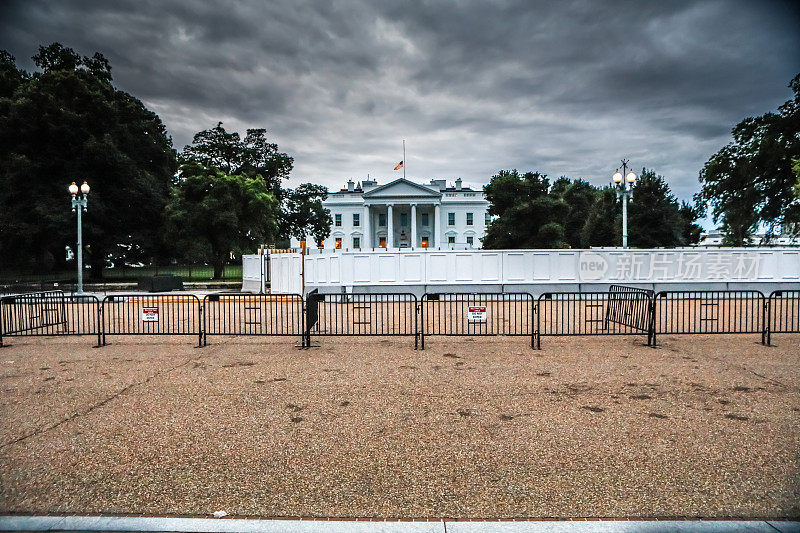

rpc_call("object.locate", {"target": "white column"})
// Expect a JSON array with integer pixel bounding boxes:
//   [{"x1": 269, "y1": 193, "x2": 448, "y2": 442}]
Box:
[
  {"x1": 410, "y1": 204, "x2": 417, "y2": 249},
  {"x1": 434, "y1": 203, "x2": 441, "y2": 249},
  {"x1": 363, "y1": 204, "x2": 370, "y2": 248},
  {"x1": 387, "y1": 204, "x2": 394, "y2": 249}
]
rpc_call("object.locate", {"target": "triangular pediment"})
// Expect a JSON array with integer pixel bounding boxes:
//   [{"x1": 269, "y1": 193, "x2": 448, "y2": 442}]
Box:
[{"x1": 362, "y1": 178, "x2": 442, "y2": 198}]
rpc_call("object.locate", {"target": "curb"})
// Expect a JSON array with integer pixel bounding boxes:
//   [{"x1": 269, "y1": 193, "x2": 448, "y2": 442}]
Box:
[{"x1": 0, "y1": 516, "x2": 798, "y2": 533}]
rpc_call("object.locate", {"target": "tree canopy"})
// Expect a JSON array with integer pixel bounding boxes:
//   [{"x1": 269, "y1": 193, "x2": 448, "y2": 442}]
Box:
[
  {"x1": 165, "y1": 162, "x2": 279, "y2": 278},
  {"x1": 628, "y1": 169, "x2": 701, "y2": 248},
  {"x1": 181, "y1": 122, "x2": 330, "y2": 249},
  {"x1": 482, "y1": 170, "x2": 569, "y2": 249},
  {"x1": 283, "y1": 183, "x2": 332, "y2": 246},
  {"x1": 182, "y1": 122, "x2": 293, "y2": 200},
  {"x1": 0, "y1": 43, "x2": 178, "y2": 274},
  {"x1": 696, "y1": 73, "x2": 800, "y2": 243}
]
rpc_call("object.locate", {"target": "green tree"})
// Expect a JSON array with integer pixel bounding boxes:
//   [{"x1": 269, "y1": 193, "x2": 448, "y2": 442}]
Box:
[
  {"x1": 678, "y1": 201, "x2": 703, "y2": 245},
  {"x1": 696, "y1": 73, "x2": 800, "y2": 241},
  {"x1": 482, "y1": 170, "x2": 568, "y2": 249},
  {"x1": 558, "y1": 179, "x2": 600, "y2": 248},
  {"x1": 0, "y1": 43, "x2": 177, "y2": 274},
  {"x1": 579, "y1": 187, "x2": 619, "y2": 248},
  {"x1": 165, "y1": 162, "x2": 278, "y2": 278},
  {"x1": 628, "y1": 169, "x2": 699, "y2": 248},
  {"x1": 697, "y1": 144, "x2": 760, "y2": 245},
  {"x1": 182, "y1": 122, "x2": 293, "y2": 200},
  {"x1": 793, "y1": 157, "x2": 800, "y2": 201},
  {"x1": 284, "y1": 183, "x2": 332, "y2": 246},
  {"x1": 0, "y1": 51, "x2": 28, "y2": 98}
]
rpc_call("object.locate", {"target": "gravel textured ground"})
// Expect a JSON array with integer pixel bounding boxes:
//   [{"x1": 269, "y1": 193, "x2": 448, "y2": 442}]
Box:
[{"x1": 1, "y1": 333, "x2": 798, "y2": 519}]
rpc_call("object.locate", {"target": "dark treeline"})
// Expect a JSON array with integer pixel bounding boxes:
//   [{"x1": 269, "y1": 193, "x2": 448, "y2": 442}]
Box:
[
  {"x1": 481, "y1": 169, "x2": 702, "y2": 249},
  {"x1": 0, "y1": 44, "x2": 330, "y2": 278}
]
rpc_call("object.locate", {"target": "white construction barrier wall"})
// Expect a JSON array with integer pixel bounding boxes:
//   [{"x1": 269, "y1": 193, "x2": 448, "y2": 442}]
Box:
[
  {"x1": 241, "y1": 254, "x2": 265, "y2": 293},
  {"x1": 262, "y1": 248, "x2": 800, "y2": 295}
]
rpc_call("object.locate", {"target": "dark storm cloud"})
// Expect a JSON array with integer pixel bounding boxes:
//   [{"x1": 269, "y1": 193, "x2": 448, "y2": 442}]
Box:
[{"x1": 1, "y1": 0, "x2": 798, "y2": 207}]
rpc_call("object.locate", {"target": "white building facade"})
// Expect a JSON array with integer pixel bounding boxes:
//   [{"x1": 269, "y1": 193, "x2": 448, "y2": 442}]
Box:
[{"x1": 292, "y1": 177, "x2": 491, "y2": 250}]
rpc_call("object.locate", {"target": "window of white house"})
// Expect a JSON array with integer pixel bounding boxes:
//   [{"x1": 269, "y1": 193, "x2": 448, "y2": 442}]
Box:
[
  {"x1": 485, "y1": 212, "x2": 491, "y2": 225},
  {"x1": 448, "y1": 236, "x2": 455, "y2": 244},
  {"x1": 448, "y1": 212, "x2": 455, "y2": 226},
  {"x1": 334, "y1": 214, "x2": 341, "y2": 227},
  {"x1": 335, "y1": 238, "x2": 342, "y2": 249},
  {"x1": 353, "y1": 237, "x2": 360, "y2": 249},
  {"x1": 421, "y1": 213, "x2": 429, "y2": 226},
  {"x1": 400, "y1": 213, "x2": 408, "y2": 226},
  {"x1": 379, "y1": 213, "x2": 387, "y2": 226},
  {"x1": 353, "y1": 213, "x2": 360, "y2": 227},
  {"x1": 466, "y1": 236, "x2": 474, "y2": 246},
  {"x1": 466, "y1": 212, "x2": 473, "y2": 225}
]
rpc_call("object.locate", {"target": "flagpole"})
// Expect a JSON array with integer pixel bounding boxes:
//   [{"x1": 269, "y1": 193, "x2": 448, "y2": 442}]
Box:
[{"x1": 403, "y1": 139, "x2": 406, "y2": 179}]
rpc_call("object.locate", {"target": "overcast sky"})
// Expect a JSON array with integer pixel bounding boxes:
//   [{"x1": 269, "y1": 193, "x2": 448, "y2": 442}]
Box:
[{"x1": 1, "y1": 0, "x2": 798, "y2": 205}]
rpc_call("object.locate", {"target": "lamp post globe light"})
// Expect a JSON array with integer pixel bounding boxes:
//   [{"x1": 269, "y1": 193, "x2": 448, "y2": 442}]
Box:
[
  {"x1": 611, "y1": 159, "x2": 636, "y2": 249},
  {"x1": 69, "y1": 180, "x2": 90, "y2": 295}
]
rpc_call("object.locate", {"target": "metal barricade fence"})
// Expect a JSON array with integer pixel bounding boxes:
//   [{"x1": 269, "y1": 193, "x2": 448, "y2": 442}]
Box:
[
  {"x1": 3, "y1": 287, "x2": 799, "y2": 350},
  {"x1": 652, "y1": 290, "x2": 766, "y2": 346},
  {"x1": 535, "y1": 291, "x2": 653, "y2": 349},
  {"x1": 0, "y1": 291, "x2": 101, "y2": 346},
  {"x1": 102, "y1": 294, "x2": 202, "y2": 346},
  {"x1": 605, "y1": 285, "x2": 655, "y2": 344},
  {"x1": 420, "y1": 292, "x2": 535, "y2": 349},
  {"x1": 202, "y1": 293, "x2": 305, "y2": 346},
  {"x1": 767, "y1": 290, "x2": 800, "y2": 345},
  {"x1": 305, "y1": 292, "x2": 419, "y2": 348}
]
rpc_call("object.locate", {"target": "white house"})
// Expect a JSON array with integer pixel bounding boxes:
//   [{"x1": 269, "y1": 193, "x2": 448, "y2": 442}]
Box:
[{"x1": 291, "y1": 177, "x2": 490, "y2": 250}]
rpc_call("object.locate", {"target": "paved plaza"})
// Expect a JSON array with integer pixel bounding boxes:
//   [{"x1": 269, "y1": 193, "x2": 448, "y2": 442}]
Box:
[{"x1": 0, "y1": 334, "x2": 798, "y2": 519}]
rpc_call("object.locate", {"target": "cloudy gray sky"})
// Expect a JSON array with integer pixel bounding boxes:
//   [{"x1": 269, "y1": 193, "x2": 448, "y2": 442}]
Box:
[{"x1": 1, "y1": 0, "x2": 798, "y2": 206}]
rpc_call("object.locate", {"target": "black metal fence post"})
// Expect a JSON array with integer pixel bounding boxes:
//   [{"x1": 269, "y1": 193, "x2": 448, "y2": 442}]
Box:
[
  {"x1": 414, "y1": 302, "x2": 420, "y2": 350},
  {"x1": 304, "y1": 289, "x2": 321, "y2": 349}
]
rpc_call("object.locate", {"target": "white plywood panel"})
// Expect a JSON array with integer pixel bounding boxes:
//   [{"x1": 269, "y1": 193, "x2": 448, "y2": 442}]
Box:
[
  {"x1": 532, "y1": 253, "x2": 550, "y2": 280},
  {"x1": 455, "y1": 253, "x2": 474, "y2": 281},
  {"x1": 401, "y1": 254, "x2": 424, "y2": 282},
  {"x1": 757, "y1": 251, "x2": 777, "y2": 280},
  {"x1": 329, "y1": 255, "x2": 341, "y2": 284},
  {"x1": 779, "y1": 251, "x2": 799, "y2": 279},
  {"x1": 479, "y1": 253, "x2": 501, "y2": 282},
  {"x1": 505, "y1": 252, "x2": 525, "y2": 281},
  {"x1": 303, "y1": 256, "x2": 315, "y2": 283},
  {"x1": 557, "y1": 252, "x2": 578, "y2": 281},
  {"x1": 378, "y1": 254, "x2": 397, "y2": 282},
  {"x1": 353, "y1": 255, "x2": 371, "y2": 282},
  {"x1": 314, "y1": 256, "x2": 329, "y2": 284},
  {"x1": 428, "y1": 253, "x2": 448, "y2": 282}
]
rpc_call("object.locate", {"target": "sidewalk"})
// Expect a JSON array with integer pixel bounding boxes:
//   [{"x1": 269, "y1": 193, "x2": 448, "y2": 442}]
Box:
[{"x1": 0, "y1": 516, "x2": 798, "y2": 533}]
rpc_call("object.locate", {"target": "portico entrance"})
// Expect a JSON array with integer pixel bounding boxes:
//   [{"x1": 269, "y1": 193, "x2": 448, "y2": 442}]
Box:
[{"x1": 360, "y1": 179, "x2": 444, "y2": 249}]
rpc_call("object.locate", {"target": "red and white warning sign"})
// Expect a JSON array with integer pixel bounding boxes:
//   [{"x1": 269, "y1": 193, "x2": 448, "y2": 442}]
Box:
[
  {"x1": 142, "y1": 307, "x2": 159, "y2": 322},
  {"x1": 467, "y1": 305, "x2": 487, "y2": 322}
]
